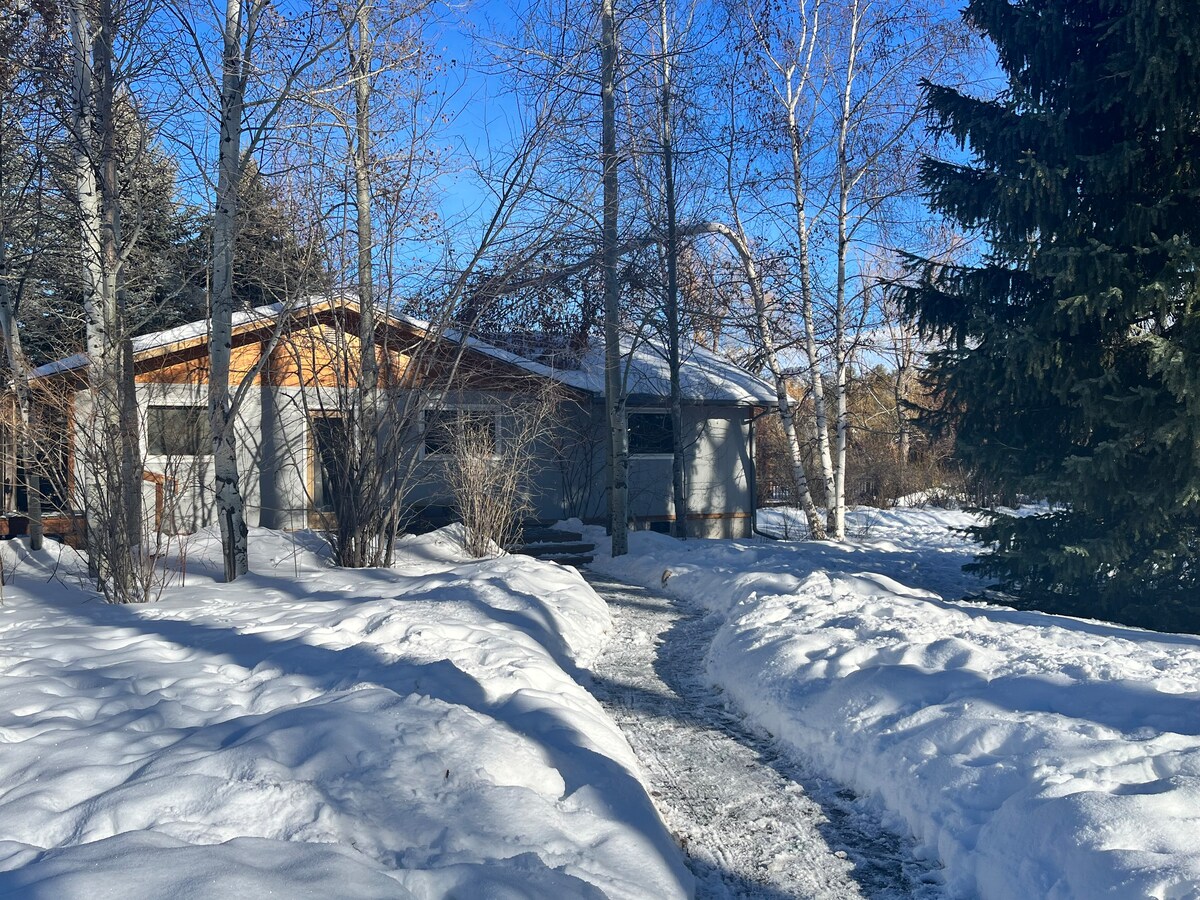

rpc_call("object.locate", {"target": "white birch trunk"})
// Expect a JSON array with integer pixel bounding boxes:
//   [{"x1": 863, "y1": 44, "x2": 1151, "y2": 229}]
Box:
[
  {"x1": 784, "y1": 81, "x2": 836, "y2": 531},
  {"x1": 209, "y1": 0, "x2": 250, "y2": 581},
  {"x1": 660, "y1": 0, "x2": 687, "y2": 539},
  {"x1": 348, "y1": 1, "x2": 380, "y2": 566},
  {"x1": 70, "y1": 0, "x2": 103, "y2": 537},
  {"x1": 72, "y1": 0, "x2": 113, "y2": 586},
  {"x1": 69, "y1": 0, "x2": 142, "y2": 597},
  {"x1": 828, "y1": 0, "x2": 861, "y2": 542}
]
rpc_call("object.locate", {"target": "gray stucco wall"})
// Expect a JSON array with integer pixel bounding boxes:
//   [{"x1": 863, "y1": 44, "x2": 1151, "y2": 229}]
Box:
[
  {"x1": 556, "y1": 401, "x2": 755, "y2": 539},
  {"x1": 97, "y1": 385, "x2": 754, "y2": 540}
]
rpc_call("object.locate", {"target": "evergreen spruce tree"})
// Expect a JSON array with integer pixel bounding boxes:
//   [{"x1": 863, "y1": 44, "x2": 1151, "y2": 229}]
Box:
[{"x1": 906, "y1": 0, "x2": 1200, "y2": 631}]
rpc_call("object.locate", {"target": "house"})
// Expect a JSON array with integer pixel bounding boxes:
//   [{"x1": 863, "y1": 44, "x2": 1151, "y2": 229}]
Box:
[{"x1": 1, "y1": 295, "x2": 774, "y2": 545}]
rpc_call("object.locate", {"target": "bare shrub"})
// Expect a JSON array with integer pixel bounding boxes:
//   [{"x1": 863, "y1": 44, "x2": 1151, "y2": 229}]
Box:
[{"x1": 444, "y1": 388, "x2": 557, "y2": 558}]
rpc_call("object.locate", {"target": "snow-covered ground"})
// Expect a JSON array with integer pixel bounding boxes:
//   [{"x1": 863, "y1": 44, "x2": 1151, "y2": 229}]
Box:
[
  {"x1": 585, "y1": 570, "x2": 948, "y2": 899},
  {"x1": 586, "y1": 507, "x2": 1200, "y2": 900},
  {"x1": 0, "y1": 528, "x2": 691, "y2": 899}
]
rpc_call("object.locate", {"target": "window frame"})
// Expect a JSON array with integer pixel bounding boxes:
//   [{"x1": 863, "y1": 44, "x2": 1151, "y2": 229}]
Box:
[
  {"x1": 627, "y1": 409, "x2": 675, "y2": 457},
  {"x1": 421, "y1": 405, "x2": 501, "y2": 460},
  {"x1": 308, "y1": 411, "x2": 347, "y2": 515},
  {"x1": 145, "y1": 404, "x2": 211, "y2": 458}
]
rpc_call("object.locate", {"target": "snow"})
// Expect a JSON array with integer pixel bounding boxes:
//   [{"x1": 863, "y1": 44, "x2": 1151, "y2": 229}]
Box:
[
  {"x1": 585, "y1": 571, "x2": 950, "y2": 899},
  {"x1": 35, "y1": 294, "x2": 776, "y2": 407},
  {"x1": 550, "y1": 339, "x2": 776, "y2": 405},
  {"x1": 31, "y1": 303, "x2": 291, "y2": 378},
  {"x1": 587, "y1": 507, "x2": 1200, "y2": 900},
  {"x1": 0, "y1": 527, "x2": 691, "y2": 899},
  {"x1": 8, "y1": 505, "x2": 1195, "y2": 899}
]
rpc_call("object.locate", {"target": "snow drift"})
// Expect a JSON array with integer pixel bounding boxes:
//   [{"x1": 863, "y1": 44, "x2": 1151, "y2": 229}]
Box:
[
  {"x1": 589, "y1": 508, "x2": 1200, "y2": 900},
  {"x1": 0, "y1": 527, "x2": 691, "y2": 899}
]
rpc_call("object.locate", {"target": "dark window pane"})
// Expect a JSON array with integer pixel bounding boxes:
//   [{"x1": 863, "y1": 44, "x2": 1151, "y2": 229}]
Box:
[
  {"x1": 312, "y1": 415, "x2": 347, "y2": 513},
  {"x1": 629, "y1": 412, "x2": 673, "y2": 455},
  {"x1": 147, "y1": 406, "x2": 209, "y2": 456},
  {"x1": 424, "y1": 409, "x2": 495, "y2": 456}
]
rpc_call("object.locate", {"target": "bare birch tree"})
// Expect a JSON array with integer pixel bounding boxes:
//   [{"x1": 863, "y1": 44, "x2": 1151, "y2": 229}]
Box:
[
  {"x1": 181, "y1": 0, "x2": 351, "y2": 580},
  {"x1": 599, "y1": 0, "x2": 629, "y2": 556},
  {"x1": 730, "y1": 0, "x2": 972, "y2": 538},
  {"x1": 0, "y1": 16, "x2": 54, "y2": 551},
  {"x1": 63, "y1": 0, "x2": 150, "y2": 599}
]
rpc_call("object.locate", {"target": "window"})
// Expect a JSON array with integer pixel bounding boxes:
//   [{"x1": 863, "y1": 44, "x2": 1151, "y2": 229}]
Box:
[
  {"x1": 629, "y1": 411, "x2": 673, "y2": 456},
  {"x1": 147, "y1": 406, "x2": 209, "y2": 456},
  {"x1": 311, "y1": 415, "x2": 347, "y2": 513},
  {"x1": 423, "y1": 408, "x2": 496, "y2": 457}
]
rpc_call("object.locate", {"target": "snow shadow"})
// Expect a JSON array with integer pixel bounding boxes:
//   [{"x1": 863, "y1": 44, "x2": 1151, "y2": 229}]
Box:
[
  {"x1": 733, "y1": 531, "x2": 980, "y2": 603},
  {"x1": 23, "y1": 594, "x2": 676, "y2": 884},
  {"x1": 211, "y1": 566, "x2": 587, "y2": 678},
  {"x1": 589, "y1": 575, "x2": 945, "y2": 900}
]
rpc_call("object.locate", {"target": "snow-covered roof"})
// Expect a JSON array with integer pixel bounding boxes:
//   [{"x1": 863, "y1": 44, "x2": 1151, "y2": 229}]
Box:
[
  {"x1": 31, "y1": 303, "x2": 292, "y2": 379},
  {"x1": 34, "y1": 296, "x2": 776, "y2": 406}
]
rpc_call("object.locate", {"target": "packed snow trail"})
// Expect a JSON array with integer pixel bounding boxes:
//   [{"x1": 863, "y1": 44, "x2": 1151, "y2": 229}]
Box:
[{"x1": 585, "y1": 572, "x2": 947, "y2": 900}]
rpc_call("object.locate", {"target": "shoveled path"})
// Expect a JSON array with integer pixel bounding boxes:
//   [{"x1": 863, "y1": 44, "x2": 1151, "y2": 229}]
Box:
[{"x1": 584, "y1": 571, "x2": 947, "y2": 900}]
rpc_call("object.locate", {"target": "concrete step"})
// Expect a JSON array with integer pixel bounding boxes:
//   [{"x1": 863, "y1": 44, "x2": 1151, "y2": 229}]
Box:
[
  {"x1": 508, "y1": 526, "x2": 595, "y2": 567},
  {"x1": 536, "y1": 555, "x2": 593, "y2": 568},
  {"x1": 519, "y1": 526, "x2": 586, "y2": 544},
  {"x1": 516, "y1": 541, "x2": 595, "y2": 557}
]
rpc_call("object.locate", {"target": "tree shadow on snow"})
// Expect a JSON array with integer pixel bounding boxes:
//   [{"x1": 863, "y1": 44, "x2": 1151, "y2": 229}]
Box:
[{"x1": 7, "y1": 594, "x2": 690, "y2": 898}]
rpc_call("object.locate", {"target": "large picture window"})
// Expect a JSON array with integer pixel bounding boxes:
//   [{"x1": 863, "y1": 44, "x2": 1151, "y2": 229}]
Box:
[
  {"x1": 629, "y1": 411, "x2": 674, "y2": 456},
  {"x1": 423, "y1": 408, "x2": 497, "y2": 457},
  {"x1": 147, "y1": 406, "x2": 209, "y2": 456}
]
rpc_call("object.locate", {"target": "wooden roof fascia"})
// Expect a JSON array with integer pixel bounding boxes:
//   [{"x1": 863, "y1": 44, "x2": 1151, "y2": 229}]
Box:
[{"x1": 31, "y1": 296, "x2": 594, "y2": 403}]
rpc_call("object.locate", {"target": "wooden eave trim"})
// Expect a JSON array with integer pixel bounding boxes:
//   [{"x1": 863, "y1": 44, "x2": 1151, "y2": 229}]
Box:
[{"x1": 32, "y1": 296, "x2": 594, "y2": 402}]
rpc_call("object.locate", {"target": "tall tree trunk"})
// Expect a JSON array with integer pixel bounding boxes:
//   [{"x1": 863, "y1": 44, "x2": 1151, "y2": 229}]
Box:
[
  {"x1": 660, "y1": 0, "x2": 687, "y2": 539},
  {"x1": 785, "y1": 86, "x2": 836, "y2": 527},
  {"x1": 0, "y1": 107, "x2": 42, "y2": 550},
  {"x1": 96, "y1": 0, "x2": 141, "y2": 560},
  {"x1": 829, "y1": 2, "x2": 860, "y2": 542},
  {"x1": 210, "y1": 0, "x2": 250, "y2": 581},
  {"x1": 349, "y1": 0, "x2": 380, "y2": 567},
  {"x1": 72, "y1": 0, "x2": 141, "y2": 597},
  {"x1": 0, "y1": 250, "x2": 41, "y2": 552},
  {"x1": 71, "y1": 0, "x2": 100, "y2": 583},
  {"x1": 601, "y1": 0, "x2": 628, "y2": 556}
]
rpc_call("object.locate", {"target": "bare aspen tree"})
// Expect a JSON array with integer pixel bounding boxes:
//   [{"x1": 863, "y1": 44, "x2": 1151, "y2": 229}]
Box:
[
  {"x1": 657, "y1": 0, "x2": 688, "y2": 539},
  {"x1": 67, "y1": 0, "x2": 145, "y2": 598},
  {"x1": 346, "y1": 1, "x2": 379, "y2": 567},
  {"x1": 729, "y1": 0, "x2": 971, "y2": 538},
  {"x1": 685, "y1": 221, "x2": 826, "y2": 536},
  {"x1": 0, "y1": 17, "x2": 53, "y2": 551},
  {"x1": 305, "y1": 0, "x2": 436, "y2": 568},
  {"x1": 600, "y1": 0, "x2": 628, "y2": 556},
  {"x1": 207, "y1": 0, "x2": 259, "y2": 581},
  {"x1": 189, "y1": 0, "x2": 351, "y2": 580},
  {"x1": 738, "y1": 0, "x2": 836, "y2": 535}
]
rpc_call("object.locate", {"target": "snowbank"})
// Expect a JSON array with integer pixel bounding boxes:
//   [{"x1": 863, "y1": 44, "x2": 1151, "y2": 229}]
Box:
[
  {"x1": 0, "y1": 528, "x2": 691, "y2": 899},
  {"x1": 590, "y1": 508, "x2": 1200, "y2": 900}
]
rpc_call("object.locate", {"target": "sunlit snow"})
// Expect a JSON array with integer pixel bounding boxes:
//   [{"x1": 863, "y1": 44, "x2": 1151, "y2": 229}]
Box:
[
  {"x1": 588, "y1": 507, "x2": 1200, "y2": 899},
  {"x1": 0, "y1": 527, "x2": 690, "y2": 899}
]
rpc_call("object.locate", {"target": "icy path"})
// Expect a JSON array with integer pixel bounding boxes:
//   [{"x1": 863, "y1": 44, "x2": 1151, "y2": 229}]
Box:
[{"x1": 584, "y1": 572, "x2": 947, "y2": 900}]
